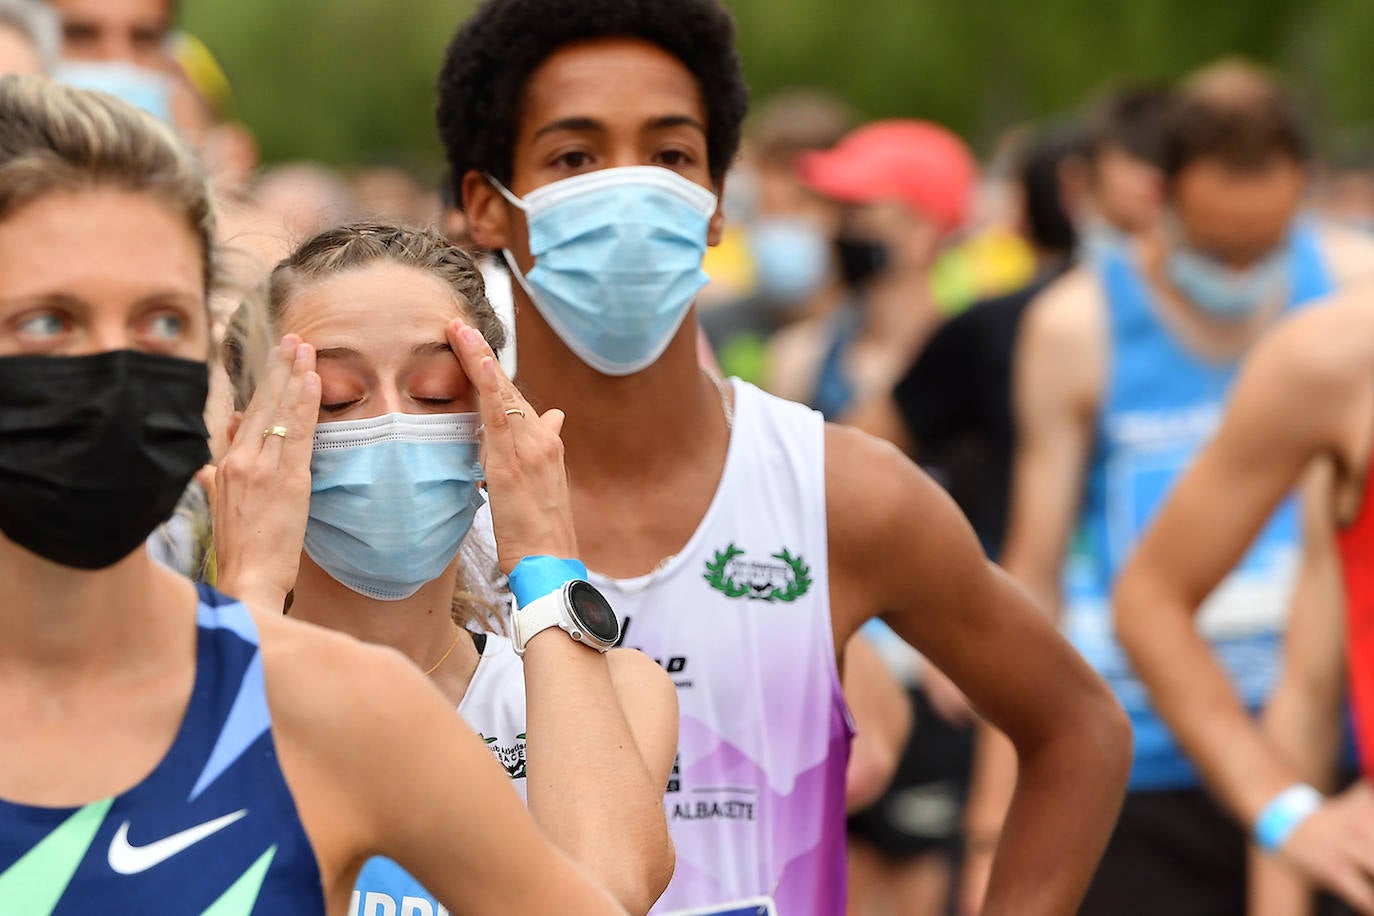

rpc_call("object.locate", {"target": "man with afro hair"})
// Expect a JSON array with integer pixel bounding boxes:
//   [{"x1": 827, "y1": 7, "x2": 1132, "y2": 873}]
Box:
[{"x1": 436, "y1": 2, "x2": 1132, "y2": 914}]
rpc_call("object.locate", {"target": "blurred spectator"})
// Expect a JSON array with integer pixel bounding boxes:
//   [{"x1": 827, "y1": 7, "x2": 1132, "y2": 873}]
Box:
[
  {"x1": 49, "y1": 0, "x2": 169, "y2": 67},
  {"x1": 842, "y1": 126, "x2": 1085, "y2": 916},
  {"x1": 351, "y1": 166, "x2": 436, "y2": 227},
  {"x1": 245, "y1": 162, "x2": 357, "y2": 253},
  {"x1": 979, "y1": 60, "x2": 1374, "y2": 916},
  {"x1": 1069, "y1": 85, "x2": 1174, "y2": 258},
  {"x1": 846, "y1": 125, "x2": 1086, "y2": 559},
  {"x1": 0, "y1": 0, "x2": 57, "y2": 75},
  {"x1": 700, "y1": 89, "x2": 855, "y2": 384},
  {"x1": 48, "y1": 0, "x2": 175, "y2": 121},
  {"x1": 172, "y1": 30, "x2": 260, "y2": 195},
  {"x1": 1314, "y1": 162, "x2": 1374, "y2": 234},
  {"x1": 767, "y1": 118, "x2": 977, "y2": 419}
]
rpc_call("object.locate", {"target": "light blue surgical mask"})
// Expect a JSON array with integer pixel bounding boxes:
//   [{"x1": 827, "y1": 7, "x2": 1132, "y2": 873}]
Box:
[
  {"x1": 54, "y1": 61, "x2": 173, "y2": 123},
  {"x1": 304, "y1": 412, "x2": 484, "y2": 601},
  {"x1": 750, "y1": 216, "x2": 831, "y2": 305},
  {"x1": 1166, "y1": 241, "x2": 1291, "y2": 321},
  {"x1": 490, "y1": 166, "x2": 718, "y2": 376},
  {"x1": 1076, "y1": 217, "x2": 1133, "y2": 265}
]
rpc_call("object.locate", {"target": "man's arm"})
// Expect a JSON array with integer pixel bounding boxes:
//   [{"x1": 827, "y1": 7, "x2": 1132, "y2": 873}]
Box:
[
  {"x1": 959, "y1": 274, "x2": 1105, "y2": 911},
  {"x1": 1250, "y1": 462, "x2": 1347, "y2": 916},
  {"x1": 828, "y1": 425, "x2": 1130, "y2": 916},
  {"x1": 1115, "y1": 297, "x2": 1374, "y2": 912}
]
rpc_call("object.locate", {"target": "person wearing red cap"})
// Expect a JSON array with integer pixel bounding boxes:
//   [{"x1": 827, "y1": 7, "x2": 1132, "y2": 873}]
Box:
[
  {"x1": 766, "y1": 118, "x2": 977, "y2": 419},
  {"x1": 975, "y1": 62, "x2": 1374, "y2": 916}
]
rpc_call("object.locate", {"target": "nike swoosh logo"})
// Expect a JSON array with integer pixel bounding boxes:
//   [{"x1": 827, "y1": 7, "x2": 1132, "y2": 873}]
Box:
[{"x1": 107, "y1": 809, "x2": 248, "y2": 875}]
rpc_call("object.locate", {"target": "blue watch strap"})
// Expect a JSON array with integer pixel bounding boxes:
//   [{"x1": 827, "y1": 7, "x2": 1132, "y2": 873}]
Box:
[{"x1": 509, "y1": 556, "x2": 589, "y2": 608}]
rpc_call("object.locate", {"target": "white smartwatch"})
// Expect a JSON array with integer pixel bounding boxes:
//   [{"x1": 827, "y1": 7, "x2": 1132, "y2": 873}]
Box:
[{"x1": 512, "y1": 579, "x2": 621, "y2": 656}]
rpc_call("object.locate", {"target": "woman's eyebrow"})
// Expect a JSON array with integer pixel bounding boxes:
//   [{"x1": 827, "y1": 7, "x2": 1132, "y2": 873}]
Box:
[{"x1": 411, "y1": 341, "x2": 455, "y2": 357}]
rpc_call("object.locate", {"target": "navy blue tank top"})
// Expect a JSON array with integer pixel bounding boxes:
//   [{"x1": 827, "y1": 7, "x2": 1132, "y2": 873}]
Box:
[{"x1": 0, "y1": 586, "x2": 324, "y2": 915}]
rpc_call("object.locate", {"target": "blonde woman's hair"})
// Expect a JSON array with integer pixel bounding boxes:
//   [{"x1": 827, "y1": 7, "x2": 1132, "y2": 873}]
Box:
[
  {"x1": 222, "y1": 221, "x2": 510, "y2": 631},
  {"x1": 0, "y1": 74, "x2": 215, "y2": 291}
]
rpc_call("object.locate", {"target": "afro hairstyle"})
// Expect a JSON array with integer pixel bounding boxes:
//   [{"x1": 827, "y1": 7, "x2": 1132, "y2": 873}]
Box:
[{"x1": 436, "y1": 0, "x2": 749, "y2": 208}]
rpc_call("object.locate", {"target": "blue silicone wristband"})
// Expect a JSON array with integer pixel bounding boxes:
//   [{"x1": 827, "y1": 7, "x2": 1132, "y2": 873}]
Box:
[
  {"x1": 1254, "y1": 784, "x2": 1322, "y2": 853},
  {"x1": 509, "y1": 556, "x2": 589, "y2": 608}
]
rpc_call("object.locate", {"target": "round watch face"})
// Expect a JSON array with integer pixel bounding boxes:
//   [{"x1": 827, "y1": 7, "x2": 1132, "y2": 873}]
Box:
[{"x1": 567, "y1": 580, "x2": 620, "y2": 644}]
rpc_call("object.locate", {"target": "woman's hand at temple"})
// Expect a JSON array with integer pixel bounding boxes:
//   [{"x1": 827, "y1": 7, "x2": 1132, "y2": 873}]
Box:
[
  {"x1": 448, "y1": 318, "x2": 578, "y2": 573},
  {"x1": 213, "y1": 335, "x2": 321, "y2": 612}
]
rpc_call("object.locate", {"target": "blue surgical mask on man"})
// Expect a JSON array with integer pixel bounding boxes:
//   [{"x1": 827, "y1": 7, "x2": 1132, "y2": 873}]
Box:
[
  {"x1": 489, "y1": 166, "x2": 718, "y2": 376},
  {"x1": 1165, "y1": 224, "x2": 1292, "y2": 321},
  {"x1": 750, "y1": 216, "x2": 831, "y2": 306},
  {"x1": 304, "y1": 412, "x2": 484, "y2": 602},
  {"x1": 54, "y1": 61, "x2": 173, "y2": 123}
]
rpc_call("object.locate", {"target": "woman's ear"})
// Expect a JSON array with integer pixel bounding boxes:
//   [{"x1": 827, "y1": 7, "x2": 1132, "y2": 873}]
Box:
[{"x1": 463, "y1": 169, "x2": 514, "y2": 252}]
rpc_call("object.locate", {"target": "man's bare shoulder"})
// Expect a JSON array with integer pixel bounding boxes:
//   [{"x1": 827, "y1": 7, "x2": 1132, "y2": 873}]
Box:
[
  {"x1": 1258, "y1": 287, "x2": 1374, "y2": 399},
  {"x1": 1016, "y1": 265, "x2": 1107, "y2": 411},
  {"x1": 1318, "y1": 224, "x2": 1374, "y2": 287},
  {"x1": 1021, "y1": 265, "x2": 1106, "y2": 361}
]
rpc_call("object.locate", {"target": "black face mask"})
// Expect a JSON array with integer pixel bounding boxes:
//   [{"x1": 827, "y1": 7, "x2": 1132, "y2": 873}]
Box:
[
  {"x1": 0, "y1": 350, "x2": 210, "y2": 570},
  {"x1": 835, "y1": 234, "x2": 890, "y2": 290}
]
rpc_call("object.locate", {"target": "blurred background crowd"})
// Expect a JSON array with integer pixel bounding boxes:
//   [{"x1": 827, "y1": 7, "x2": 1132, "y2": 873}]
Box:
[{"x1": 5, "y1": 0, "x2": 1374, "y2": 913}]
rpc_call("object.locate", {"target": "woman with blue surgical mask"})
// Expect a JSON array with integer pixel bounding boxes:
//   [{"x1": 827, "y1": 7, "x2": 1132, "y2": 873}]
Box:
[
  {"x1": 215, "y1": 222, "x2": 678, "y2": 916},
  {"x1": 0, "y1": 74, "x2": 636, "y2": 916}
]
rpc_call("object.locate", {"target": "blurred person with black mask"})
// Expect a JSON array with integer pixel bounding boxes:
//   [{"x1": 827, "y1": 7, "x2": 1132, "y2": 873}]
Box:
[
  {"x1": 841, "y1": 126, "x2": 1085, "y2": 916},
  {"x1": 846, "y1": 126, "x2": 1086, "y2": 560},
  {"x1": 767, "y1": 120, "x2": 977, "y2": 419},
  {"x1": 701, "y1": 90, "x2": 854, "y2": 385}
]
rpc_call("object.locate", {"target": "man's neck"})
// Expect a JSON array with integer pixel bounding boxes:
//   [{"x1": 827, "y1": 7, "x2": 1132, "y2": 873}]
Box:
[
  {"x1": 513, "y1": 304, "x2": 731, "y2": 483},
  {"x1": 1137, "y1": 235, "x2": 1287, "y2": 354}
]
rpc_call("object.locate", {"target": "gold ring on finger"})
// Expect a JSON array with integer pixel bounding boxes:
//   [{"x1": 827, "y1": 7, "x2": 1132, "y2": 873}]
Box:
[
  {"x1": 504, "y1": 408, "x2": 526, "y2": 419},
  {"x1": 262, "y1": 425, "x2": 289, "y2": 439}
]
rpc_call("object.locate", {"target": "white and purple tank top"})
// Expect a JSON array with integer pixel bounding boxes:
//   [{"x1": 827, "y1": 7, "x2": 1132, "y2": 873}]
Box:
[{"x1": 592, "y1": 379, "x2": 853, "y2": 916}]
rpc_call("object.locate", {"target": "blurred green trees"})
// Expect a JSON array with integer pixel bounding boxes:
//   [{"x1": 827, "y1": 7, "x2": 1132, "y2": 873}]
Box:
[{"x1": 181, "y1": 0, "x2": 1374, "y2": 173}]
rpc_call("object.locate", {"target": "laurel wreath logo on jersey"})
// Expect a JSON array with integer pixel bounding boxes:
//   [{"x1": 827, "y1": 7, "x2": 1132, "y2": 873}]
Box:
[
  {"x1": 703, "y1": 543, "x2": 811, "y2": 602},
  {"x1": 481, "y1": 733, "x2": 527, "y2": 779}
]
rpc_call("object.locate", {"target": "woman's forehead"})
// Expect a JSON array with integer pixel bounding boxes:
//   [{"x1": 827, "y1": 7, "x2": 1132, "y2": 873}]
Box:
[{"x1": 282, "y1": 263, "x2": 464, "y2": 361}]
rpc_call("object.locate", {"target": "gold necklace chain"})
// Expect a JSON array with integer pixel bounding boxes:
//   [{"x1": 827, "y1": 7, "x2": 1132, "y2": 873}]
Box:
[
  {"x1": 424, "y1": 628, "x2": 465, "y2": 676},
  {"x1": 704, "y1": 369, "x2": 734, "y2": 431}
]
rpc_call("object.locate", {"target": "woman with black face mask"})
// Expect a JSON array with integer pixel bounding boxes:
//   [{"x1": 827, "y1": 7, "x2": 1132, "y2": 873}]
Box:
[
  {"x1": 765, "y1": 120, "x2": 975, "y2": 421},
  {"x1": 0, "y1": 75, "x2": 627, "y2": 915}
]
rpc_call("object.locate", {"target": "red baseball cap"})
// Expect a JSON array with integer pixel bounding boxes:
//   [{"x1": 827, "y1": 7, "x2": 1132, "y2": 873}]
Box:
[{"x1": 797, "y1": 119, "x2": 977, "y2": 234}]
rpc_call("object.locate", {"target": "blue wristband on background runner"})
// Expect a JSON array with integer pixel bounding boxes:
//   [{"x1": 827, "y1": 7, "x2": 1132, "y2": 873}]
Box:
[
  {"x1": 1253, "y1": 783, "x2": 1322, "y2": 852},
  {"x1": 509, "y1": 556, "x2": 588, "y2": 607}
]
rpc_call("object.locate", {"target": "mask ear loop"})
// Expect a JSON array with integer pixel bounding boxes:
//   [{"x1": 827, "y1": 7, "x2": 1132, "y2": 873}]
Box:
[
  {"x1": 484, "y1": 173, "x2": 528, "y2": 211},
  {"x1": 484, "y1": 173, "x2": 545, "y2": 309}
]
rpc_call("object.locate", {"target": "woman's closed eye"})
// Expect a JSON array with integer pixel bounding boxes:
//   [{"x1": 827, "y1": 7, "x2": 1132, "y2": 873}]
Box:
[{"x1": 319, "y1": 398, "x2": 363, "y2": 414}]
